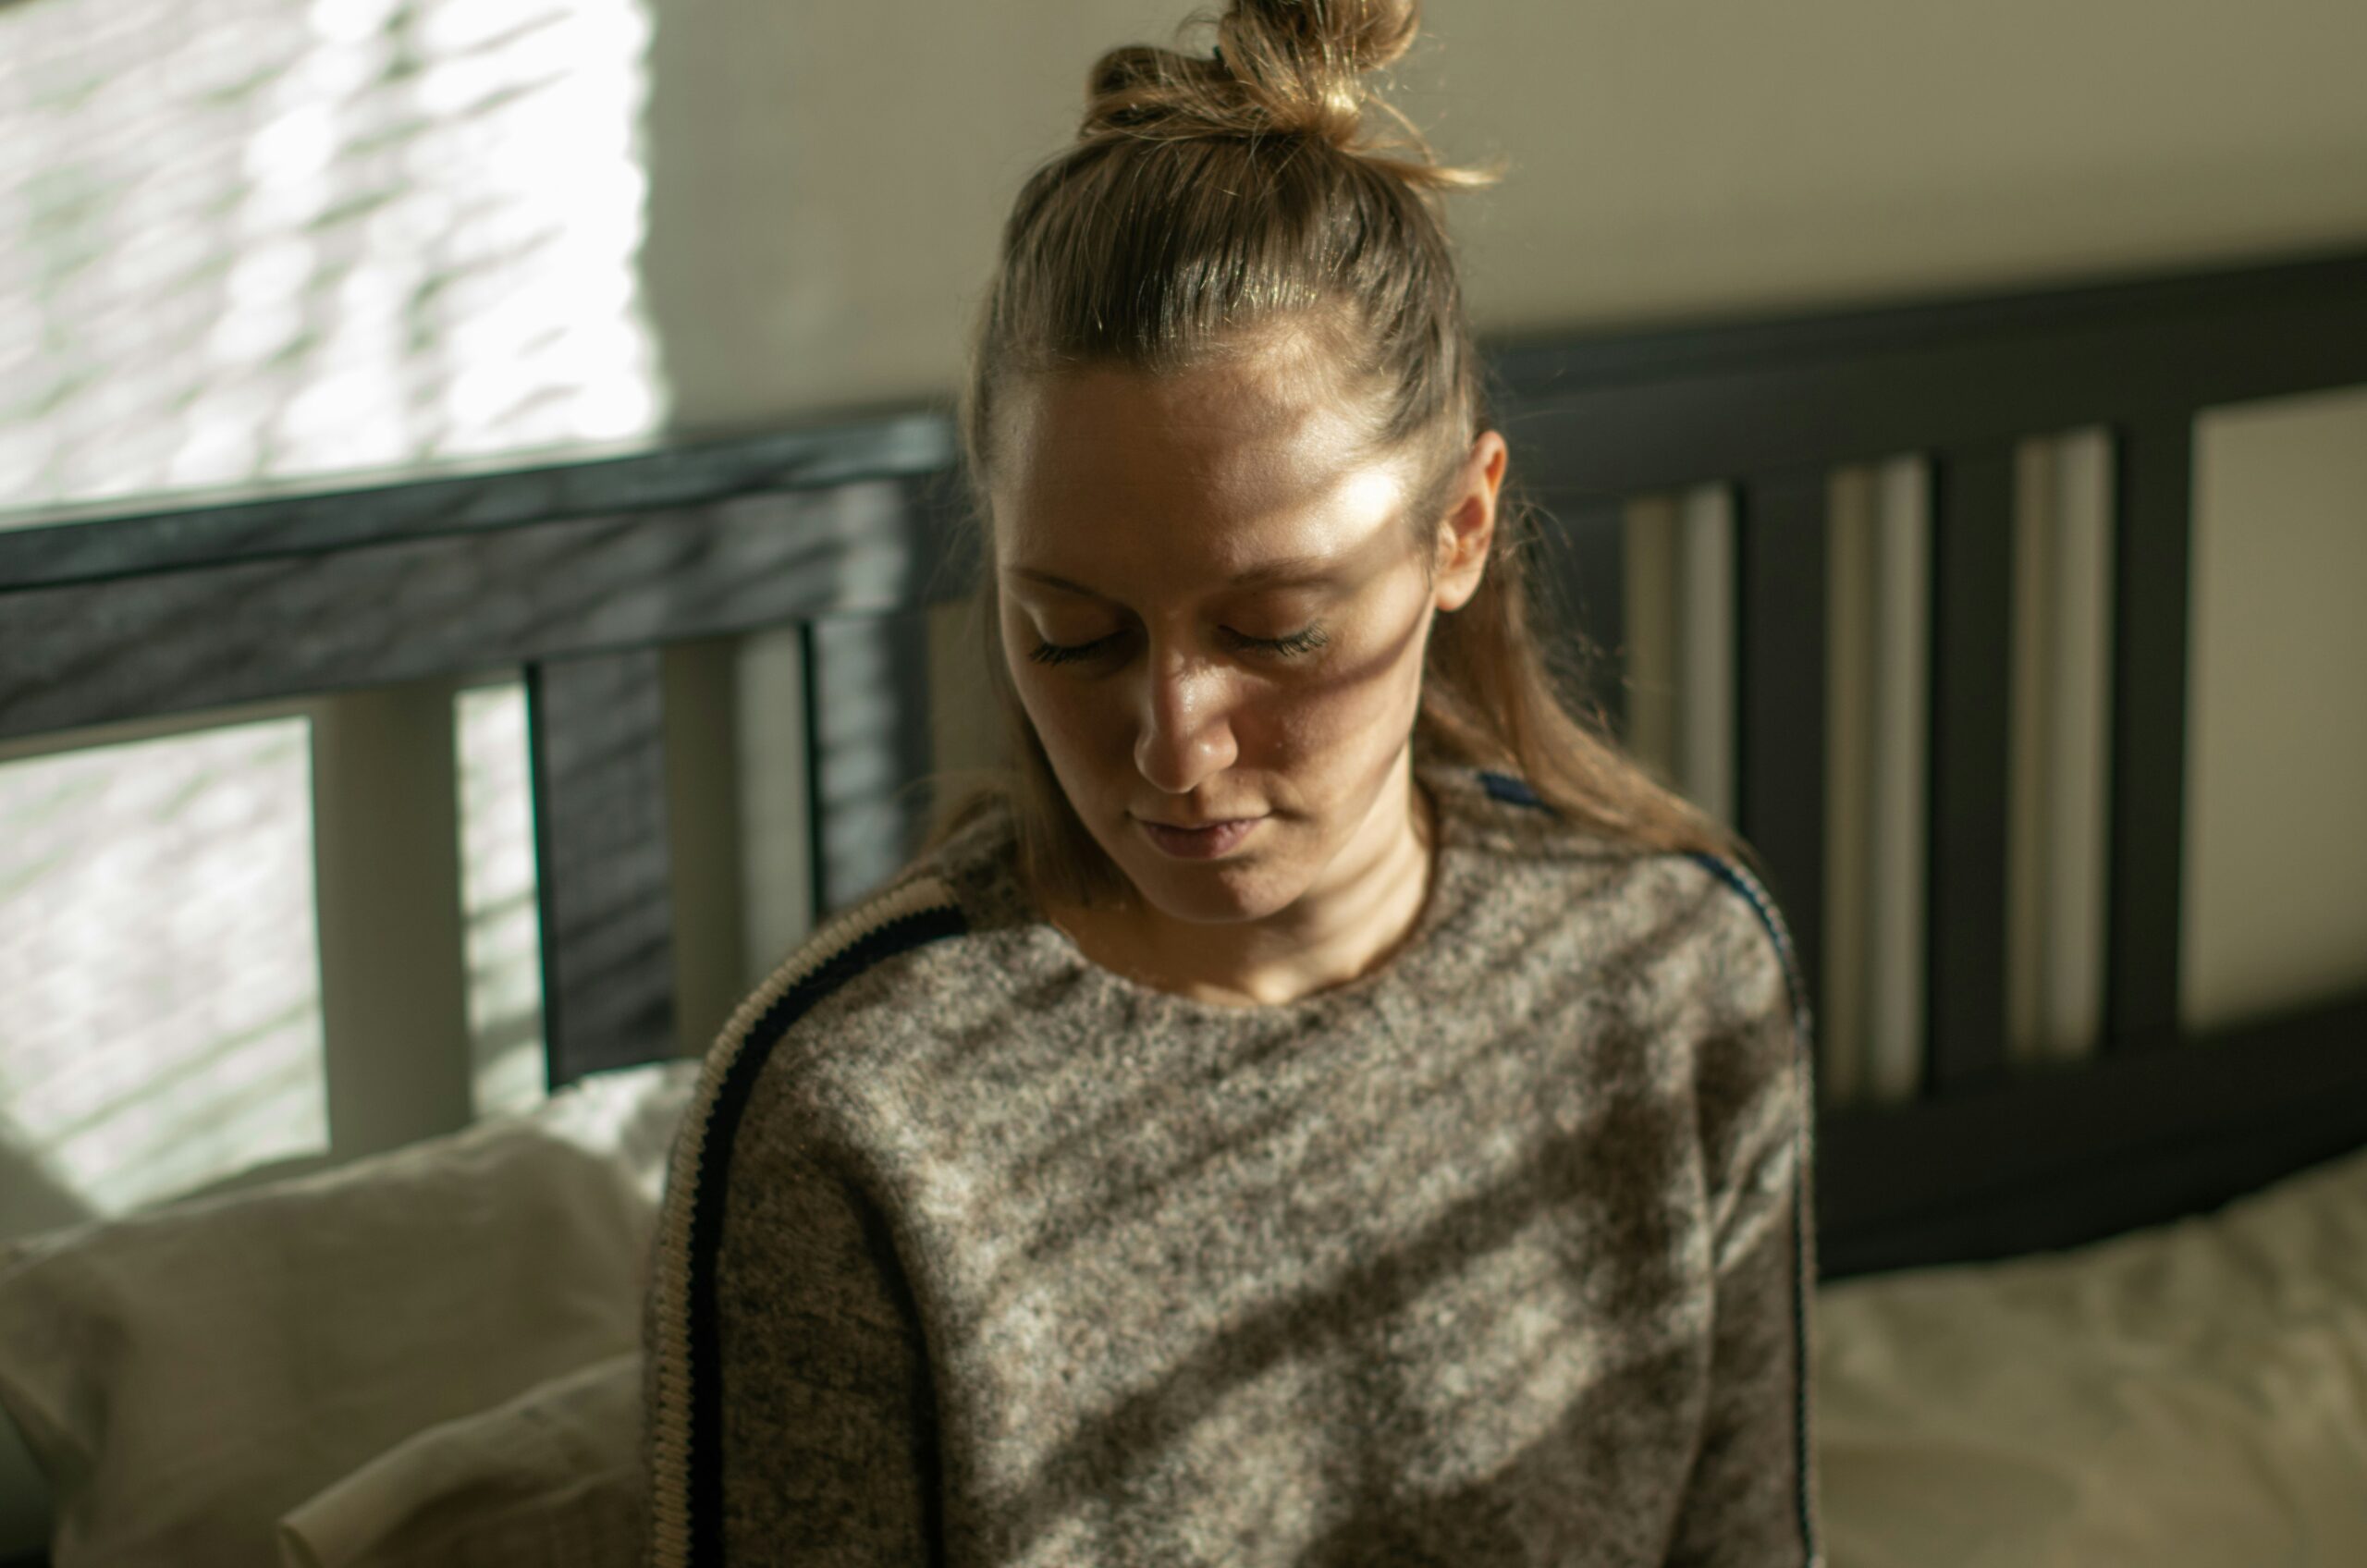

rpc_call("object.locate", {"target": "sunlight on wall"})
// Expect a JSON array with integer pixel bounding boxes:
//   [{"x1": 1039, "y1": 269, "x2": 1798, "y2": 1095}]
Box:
[
  {"x1": 458, "y1": 681, "x2": 546, "y2": 1121},
  {"x1": 0, "y1": 0, "x2": 667, "y2": 521},
  {"x1": 0, "y1": 0, "x2": 660, "y2": 1219},
  {"x1": 0, "y1": 720, "x2": 324, "y2": 1219}
]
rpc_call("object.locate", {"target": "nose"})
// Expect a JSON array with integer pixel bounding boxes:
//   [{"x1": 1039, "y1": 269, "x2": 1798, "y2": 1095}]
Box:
[{"x1": 1132, "y1": 645, "x2": 1239, "y2": 796}]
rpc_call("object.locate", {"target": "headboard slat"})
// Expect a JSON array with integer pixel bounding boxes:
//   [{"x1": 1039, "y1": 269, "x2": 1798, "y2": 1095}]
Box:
[
  {"x1": 803, "y1": 610, "x2": 938, "y2": 920},
  {"x1": 528, "y1": 648, "x2": 678, "y2": 1087},
  {"x1": 1927, "y1": 443, "x2": 2019, "y2": 1090},
  {"x1": 2103, "y1": 415, "x2": 2197, "y2": 1055},
  {"x1": 1735, "y1": 468, "x2": 1831, "y2": 1030}
]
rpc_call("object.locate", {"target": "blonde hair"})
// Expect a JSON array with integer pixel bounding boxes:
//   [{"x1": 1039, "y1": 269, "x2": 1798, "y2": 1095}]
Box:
[{"x1": 926, "y1": 0, "x2": 1763, "y2": 907}]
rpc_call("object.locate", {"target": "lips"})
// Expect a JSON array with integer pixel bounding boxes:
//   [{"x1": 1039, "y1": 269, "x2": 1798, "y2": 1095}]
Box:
[{"x1": 1135, "y1": 815, "x2": 1263, "y2": 860}]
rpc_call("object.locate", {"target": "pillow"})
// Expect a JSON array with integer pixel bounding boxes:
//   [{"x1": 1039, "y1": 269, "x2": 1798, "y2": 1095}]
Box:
[
  {"x1": 1811, "y1": 1137, "x2": 2367, "y2": 1567},
  {"x1": 276, "y1": 1351, "x2": 644, "y2": 1568},
  {"x1": 0, "y1": 1059, "x2": 698, "y2": 1568}
]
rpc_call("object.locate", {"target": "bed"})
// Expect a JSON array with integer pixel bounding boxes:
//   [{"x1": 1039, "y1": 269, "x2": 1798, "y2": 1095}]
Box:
[{"x1": 2, "y1": 243, "x2": 2364, "y2": 1566}]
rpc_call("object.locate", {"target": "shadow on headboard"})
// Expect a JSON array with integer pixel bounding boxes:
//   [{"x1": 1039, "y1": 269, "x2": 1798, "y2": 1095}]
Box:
[{"x1": 3, "y1": 245, "x2": 2364, "y2": 1284}]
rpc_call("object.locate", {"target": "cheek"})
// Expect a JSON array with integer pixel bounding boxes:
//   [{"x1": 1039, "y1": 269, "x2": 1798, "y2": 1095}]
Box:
[
  {"x1": 1277, "y1": 598, "x2": 1431, "y2": 761},
  {"x1": 1001, "y1": 633, "x2": 1110, "y2": 762},
  {"x1": 1014, "y1": 676, "x2": 1095, "y2": 753},
  {"x1": 1269, "y1": 644, "x2": 1427, "y2": 768}
]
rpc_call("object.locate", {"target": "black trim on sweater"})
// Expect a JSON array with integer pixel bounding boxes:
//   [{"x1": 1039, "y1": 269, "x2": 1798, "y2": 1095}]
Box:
[{"x1": 683, "y1": 902, "x2": 970, "y2": 1565}]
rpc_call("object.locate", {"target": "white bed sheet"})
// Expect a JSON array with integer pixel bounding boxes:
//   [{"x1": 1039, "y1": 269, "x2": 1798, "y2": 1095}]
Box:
[{"x1": 1812, "y1": 1138, "x2": 2367, "y2": 1567}]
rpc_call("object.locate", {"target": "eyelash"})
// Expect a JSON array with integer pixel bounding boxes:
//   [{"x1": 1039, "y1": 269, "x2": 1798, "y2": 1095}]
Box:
[{"x1": 1026, "y1": 624, "x2": 1331, "y2": 668}]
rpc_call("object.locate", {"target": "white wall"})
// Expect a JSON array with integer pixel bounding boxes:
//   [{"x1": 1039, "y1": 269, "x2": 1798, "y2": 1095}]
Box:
[{"x1": 636, "y1": 0, "x2": 2367, "y2": 426}]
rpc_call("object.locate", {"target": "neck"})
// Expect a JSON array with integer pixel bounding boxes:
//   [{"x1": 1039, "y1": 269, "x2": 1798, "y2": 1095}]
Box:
[{"x1": 1054, "y1": 753, "x2": 1441, "y2": 1009}]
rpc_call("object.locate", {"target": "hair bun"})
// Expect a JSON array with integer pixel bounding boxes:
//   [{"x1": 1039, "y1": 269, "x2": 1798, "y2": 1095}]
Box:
[
  {"x1": 1085, "y1": 0, "x2": 1416, "y2": 153},
  {"x1": 1085, "y1": 43, "x2": 1228, "y2": 132},
  {"x1": 1220, "y1": 0, "x2": 1420, "y2": 80}
]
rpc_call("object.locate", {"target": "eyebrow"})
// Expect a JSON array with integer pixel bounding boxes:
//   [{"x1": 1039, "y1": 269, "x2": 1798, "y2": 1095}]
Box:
[{"x1": 1006, "y1": 557, "x2": 1343, "y2": 599}]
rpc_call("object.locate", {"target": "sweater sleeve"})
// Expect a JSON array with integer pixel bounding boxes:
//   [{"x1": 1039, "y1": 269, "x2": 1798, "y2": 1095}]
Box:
[
  {"x1": 705, "y1": 1101, "x2": 944, "y2": 1564},
  {"x1": 1662, "y1": 870, "x2": 1823, "y2": 1568}
]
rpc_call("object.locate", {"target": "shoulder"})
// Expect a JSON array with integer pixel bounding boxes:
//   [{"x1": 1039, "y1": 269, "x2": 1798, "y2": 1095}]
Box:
[
  {"x1": 671, "y1": 801, "x2": 1036, "y2": 1167},
  {"x1": 721, "y1": 872, "x2": 976, "y2": 1085},
  {"x1": 1439, "y1": 763, "x2": 1810, "y2": 1052},
  {"x1": 1613, "y1": 841, "x2": 1811, "y2": 1075},
  {"x1": 1649, "y1": 851, "x2": 1815, "y2": 1203},
  {"x1": 1423, "y1": 763, "x2": 1627, "y2": 872},
  {"x1": 1675, "y1": 850, "x2": 1813, "y2": 1056},
  {"x1": 671, "y1": 872, "x2": 976, "y2": 1178}
]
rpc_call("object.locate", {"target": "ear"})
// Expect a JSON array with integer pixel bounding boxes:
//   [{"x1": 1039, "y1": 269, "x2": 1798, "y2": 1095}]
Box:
[{"x1": 1432, "y1": 430, "x2": 1509, "y2": 614}]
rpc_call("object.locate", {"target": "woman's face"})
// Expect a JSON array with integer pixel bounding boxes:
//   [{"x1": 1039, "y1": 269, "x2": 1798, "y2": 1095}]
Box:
[{"x1": 990, "y1": 349, "x2": 1497, "y2": 928}]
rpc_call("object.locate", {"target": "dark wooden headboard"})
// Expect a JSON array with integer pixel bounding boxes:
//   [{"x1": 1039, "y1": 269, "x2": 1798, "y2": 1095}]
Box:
[{"x1": 4, "y1": 246, "x2": 2364, "y2": 1288}]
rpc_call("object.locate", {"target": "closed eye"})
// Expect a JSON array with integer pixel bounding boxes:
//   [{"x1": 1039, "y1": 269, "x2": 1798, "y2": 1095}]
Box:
[
  {"x1": 1243, "y1": 624, "x2": 1331, "y2": 658},
  {"x1": 1025, "y1": 633, "x2": 1118, "y2": 668},
  {"x1": 1026, "y1": 624, "x2": 1331, "y2": 668}
]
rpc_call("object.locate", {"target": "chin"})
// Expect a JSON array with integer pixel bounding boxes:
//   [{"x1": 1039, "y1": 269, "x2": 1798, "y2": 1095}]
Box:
[
  {"x1": 1106, "y1": 833, "x2": 1306, "y2": 926},
  {"x1": 1132, "y1": 869, "x2": 1288, "y2": 925}
]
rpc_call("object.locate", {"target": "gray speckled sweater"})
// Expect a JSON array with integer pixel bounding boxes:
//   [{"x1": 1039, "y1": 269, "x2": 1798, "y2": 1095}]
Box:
[{"x1": 640, "y1": 760, "x2": 1821, "y2": 1567}]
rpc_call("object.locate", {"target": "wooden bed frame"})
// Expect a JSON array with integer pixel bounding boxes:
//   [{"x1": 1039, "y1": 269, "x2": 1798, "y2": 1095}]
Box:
[{"x1": 3, "y1": 245, "x2": 2364, "y2": 1301}]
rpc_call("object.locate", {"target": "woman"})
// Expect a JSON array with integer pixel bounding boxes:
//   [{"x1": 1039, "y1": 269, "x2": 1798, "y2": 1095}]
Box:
[{"x1": 641, "y1": 2, "x2": 1821, "y2": 1563}]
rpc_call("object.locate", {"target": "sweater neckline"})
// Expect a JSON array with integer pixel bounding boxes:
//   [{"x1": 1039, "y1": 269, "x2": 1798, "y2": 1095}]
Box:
[{"x1": 965, "y1": 759, "x2": 1488, "y2": 1025}]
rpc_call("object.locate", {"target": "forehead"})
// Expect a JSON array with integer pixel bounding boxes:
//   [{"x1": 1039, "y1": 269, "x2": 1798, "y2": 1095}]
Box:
[{"x1": 991, "y1": 353, "x2": 1413, "y2": 585}]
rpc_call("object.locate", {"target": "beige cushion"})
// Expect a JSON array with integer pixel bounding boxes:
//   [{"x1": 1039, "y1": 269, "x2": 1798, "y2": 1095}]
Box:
[
  {"x1": 276, "y1": 1352, "x2": 644, "y2": 1568},
  {"x1": 0, "y1": 1060, "x2": 695, "y2": 1568}
]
